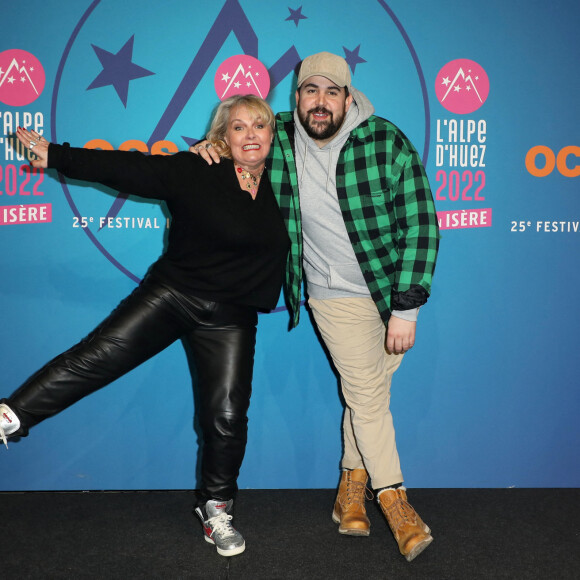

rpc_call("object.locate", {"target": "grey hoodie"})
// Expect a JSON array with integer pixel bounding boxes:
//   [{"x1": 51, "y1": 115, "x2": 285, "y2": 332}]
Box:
[
  {"x1": 294, "y1": 86, "x2": 373, "y2": 301},
  {"x1": 293, "y1": 87, "x2": 418, "y2": 322}
]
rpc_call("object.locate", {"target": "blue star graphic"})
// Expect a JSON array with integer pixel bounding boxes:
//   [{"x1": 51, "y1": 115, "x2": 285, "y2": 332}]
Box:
[
  {"x1": 87, "y1": 35, "x2": 155, "y2": 107},
  {"x1": 343, "y1": 45, "x2": 367, "y2": 74},
  {"x1": 285, "y1": 6, "x2": 307, "y2": 27}
]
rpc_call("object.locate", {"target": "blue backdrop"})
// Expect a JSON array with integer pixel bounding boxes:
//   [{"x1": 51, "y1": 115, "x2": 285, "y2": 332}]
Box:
[{"x1": 1, "y1": 0, "x2": 579, "y2": 490}]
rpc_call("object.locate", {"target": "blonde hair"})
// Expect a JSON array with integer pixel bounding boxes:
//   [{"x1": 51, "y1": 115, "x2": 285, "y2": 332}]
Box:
[{"x1": 206, "y1": 95, "x2": 275, "y2": 159}]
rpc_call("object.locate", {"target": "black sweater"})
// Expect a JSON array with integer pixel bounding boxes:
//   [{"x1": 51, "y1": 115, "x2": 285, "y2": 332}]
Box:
[{"x1": 49, "y1": 144, "x2": 289, "y2": 310}]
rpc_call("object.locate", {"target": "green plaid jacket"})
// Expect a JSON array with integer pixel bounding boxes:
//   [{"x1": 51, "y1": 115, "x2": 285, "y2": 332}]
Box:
[{"x1": 267, "y1": 112, "x2": 440, "y2": 329}]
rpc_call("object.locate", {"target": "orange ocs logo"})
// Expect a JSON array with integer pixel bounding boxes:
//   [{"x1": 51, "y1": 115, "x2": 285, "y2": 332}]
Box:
[{"x1": 526, "y1": 146, "x2": 580, "y2": 177}]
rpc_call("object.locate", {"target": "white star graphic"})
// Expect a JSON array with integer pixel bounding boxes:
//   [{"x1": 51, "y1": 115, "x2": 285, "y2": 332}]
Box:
[
  {"x1": 222, "y1": 72, "x2": 231, "y2": 82},
  {"x1": 246, "y1": 81, "x2": 251, "y2": 87},
  {"x1": 20, "y1": 76, "x2": 26, "y2": 83},
  {"x1": 8, "y1": 76, "x2": 15, "y2": 84},
  {"x1": 441, "y1": 76, "x2": 451, "y2": 87},
  {"x1": 234, "y1": 81, "x2": 241, "y2": 88},
  {"x1": 453, "y1": 85, "x2": 461, "y2": 92},
  {"x1": 30, "y1": 66, "x2": 34, "y2": 72},
  {"x1": 466, "y1": 85, "x2": 471, "y2": 91}
]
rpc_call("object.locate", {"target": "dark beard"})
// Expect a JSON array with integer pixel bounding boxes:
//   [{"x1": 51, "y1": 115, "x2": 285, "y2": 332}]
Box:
[{"x1": 298, "y1": 106, "x2": 345, "y2": 141}]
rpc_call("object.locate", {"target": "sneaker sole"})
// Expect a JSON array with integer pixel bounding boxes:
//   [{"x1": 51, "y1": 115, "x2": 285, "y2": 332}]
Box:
[
  {"x1": 204, "y1": 535, "x2": 246, "y2": 557},
  {"x1": 404, "y1": 534, "x2": 433, "y2": 562},
  {"x1": 332, "y1": 511, "x2": 370, "y2": 536}
]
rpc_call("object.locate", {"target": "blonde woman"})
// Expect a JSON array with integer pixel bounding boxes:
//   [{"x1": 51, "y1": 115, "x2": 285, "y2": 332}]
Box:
[{"x1": 2, "y1": 95, "x2": 288, "y2": 557}]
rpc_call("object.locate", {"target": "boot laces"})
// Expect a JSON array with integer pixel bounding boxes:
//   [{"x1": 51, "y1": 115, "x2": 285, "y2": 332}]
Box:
[
  {"x1": 208, "y1": 512, "x2": 236, "y2": 539},
  {"x1": 343, "y1": 477, "x2": 369, "y2": 508},
  {"x1": 387, "y1": 497, "x2": 417, "y2": 531}
]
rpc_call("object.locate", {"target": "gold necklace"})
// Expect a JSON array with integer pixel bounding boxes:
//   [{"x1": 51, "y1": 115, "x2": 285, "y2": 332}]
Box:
[{"x1": 235, "y1": 163, "x2": 263, "y2": 198}]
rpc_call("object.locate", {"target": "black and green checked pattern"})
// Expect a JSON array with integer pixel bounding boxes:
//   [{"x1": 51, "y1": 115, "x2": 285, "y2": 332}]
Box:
[{"x1": 267, "y1": 112, "x2": 440, "y2": 328}]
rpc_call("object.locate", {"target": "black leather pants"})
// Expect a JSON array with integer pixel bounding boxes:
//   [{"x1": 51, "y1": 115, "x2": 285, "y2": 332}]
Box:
[{"x1": 5, "y1": 275, "x2": 257, "y2": 502}]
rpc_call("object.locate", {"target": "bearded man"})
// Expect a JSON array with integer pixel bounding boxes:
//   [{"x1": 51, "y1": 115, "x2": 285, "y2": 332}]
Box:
[{"x1": 271, "y1": 52, "x2": 439, "y2": 562}]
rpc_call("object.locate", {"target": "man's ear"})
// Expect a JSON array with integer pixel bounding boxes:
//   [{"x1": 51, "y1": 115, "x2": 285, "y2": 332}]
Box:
[{"x1": 345, "y1": 93, "x2": 354, "y2": 112}]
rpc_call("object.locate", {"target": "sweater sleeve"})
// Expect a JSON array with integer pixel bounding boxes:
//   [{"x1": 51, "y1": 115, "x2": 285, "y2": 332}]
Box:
[{"x1": 48, "y1": 143, "x2": 184, "y2": 201}]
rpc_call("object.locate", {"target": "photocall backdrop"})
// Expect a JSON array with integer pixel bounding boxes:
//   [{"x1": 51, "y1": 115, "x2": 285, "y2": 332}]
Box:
[{"x1": 1, "y1": 0, "x2": 579, "y2": 491}]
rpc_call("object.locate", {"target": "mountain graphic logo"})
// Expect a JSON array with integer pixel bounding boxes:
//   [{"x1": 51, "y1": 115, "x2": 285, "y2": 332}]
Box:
[
  {"x1": 0, "y1": 49, "x2": 46, "y2": 106},
  {"x1": 435, "y1": 59, "x2": 489, "y2": 114},
  {"x1": 51, "y1": 0, "x2": 429, "y2": 283},
  {"x1": 214, "y1": 55, "x2": 270, "y2": 101}
]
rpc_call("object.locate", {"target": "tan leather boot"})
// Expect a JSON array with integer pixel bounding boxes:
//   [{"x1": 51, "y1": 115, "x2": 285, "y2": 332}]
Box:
[
  {"x1": 377, "y1": 487, "x2": 433, "y2": 561},
  {"x1": 332, "y1": 469, "x2": 370, "y2": 536}
]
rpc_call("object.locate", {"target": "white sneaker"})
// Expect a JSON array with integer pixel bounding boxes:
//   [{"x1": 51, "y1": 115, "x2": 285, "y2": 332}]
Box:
[
  {"x1": 0, "y1": 403, "x2": 21, "y2": 448},
  {"x1": 195, "y1": 499, "x2": 245, "y2": 557}
]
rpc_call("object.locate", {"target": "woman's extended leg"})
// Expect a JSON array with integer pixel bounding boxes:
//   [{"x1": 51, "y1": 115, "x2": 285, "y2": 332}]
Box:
[{"x1": 5, "y1": 278, "x2": 189, "y2": 436}]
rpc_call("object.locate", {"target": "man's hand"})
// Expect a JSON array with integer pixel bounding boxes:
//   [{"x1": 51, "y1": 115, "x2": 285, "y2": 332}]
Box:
[
  {"x1": 190, "y1": 140, "x2": 221, "y2": 164},
  {"x1": 386, "y1": 316, "x2": 416, "y2": 354}
]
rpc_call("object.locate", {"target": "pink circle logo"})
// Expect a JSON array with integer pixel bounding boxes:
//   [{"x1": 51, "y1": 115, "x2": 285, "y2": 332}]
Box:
[
  {"x1": 214, "y1": 55, "x2": 270, "y2": 101},
  {"x1": 435, "y1": 59, "x2": 489, "y2": 114},
  {"x1": 0, "y1": 49, "x2": 46, "y2": 106}
]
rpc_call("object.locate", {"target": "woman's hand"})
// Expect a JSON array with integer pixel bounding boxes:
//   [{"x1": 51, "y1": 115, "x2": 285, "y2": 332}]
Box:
[
  {"x1": 15, "y1": 127, "x2": 49, "y2": 169},
  {"x1": 190, "y1": 140, "x2": 221, "y2": 165}
]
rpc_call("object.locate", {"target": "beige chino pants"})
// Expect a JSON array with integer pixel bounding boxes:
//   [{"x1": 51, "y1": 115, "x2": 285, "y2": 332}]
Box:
[{"x1": 309, "y1": 297, "x2": 405, "y2": 489}]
